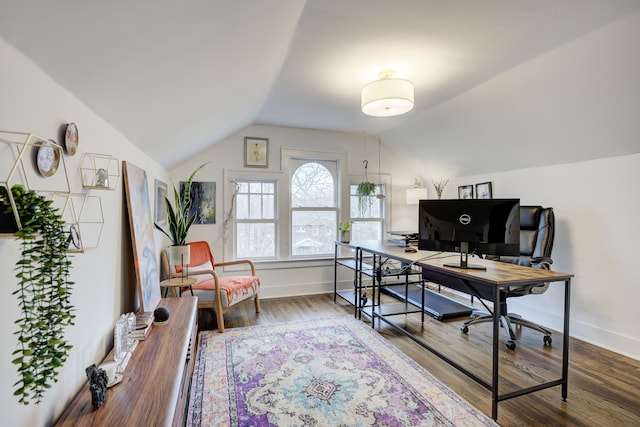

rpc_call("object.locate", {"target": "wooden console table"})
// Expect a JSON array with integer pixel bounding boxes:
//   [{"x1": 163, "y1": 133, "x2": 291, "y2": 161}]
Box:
[{"x1": 54, "y1": 297, "x2": 198, "y2": 427}]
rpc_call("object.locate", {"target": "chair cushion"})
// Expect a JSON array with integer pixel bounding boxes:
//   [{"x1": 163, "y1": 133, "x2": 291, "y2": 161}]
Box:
[{"x1": 189, "y1": 275, "x2": 261, "y2": 308}]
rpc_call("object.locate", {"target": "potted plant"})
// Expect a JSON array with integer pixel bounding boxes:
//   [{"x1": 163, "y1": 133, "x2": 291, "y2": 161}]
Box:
[
  {"x1": 154, "y1": 163, "x2": 207, "y2": 266},
  {"x1": 338, "y1": 220, "x2": 351, "y2": 243},
  {"x1": 356, "y1": 160, "x2": 378, "y2": 216},
  {"x1": 431, "y1": 178, "x2": 449, "y2": 199},
  {"x1": 0, "y1": 184, "x2": 75, "y2": 405}
]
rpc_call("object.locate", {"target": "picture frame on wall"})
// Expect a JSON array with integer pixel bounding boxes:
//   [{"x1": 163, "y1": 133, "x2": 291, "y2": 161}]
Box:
[
  {"x1": 244, "y1": 137, "x2": 269, "y2": 168},
  {"x1": 458, "y1": 185, "x2": 473, "y2": 199},
  {"x1": 180, "y1": 181, "x2": 216, "y2": 224},
  {"x1": 475, "y1": 181, "x2": 493, "y2": 199},
  {"x1": 154, "y1": 179, "x2": 168, "y2": 227}
]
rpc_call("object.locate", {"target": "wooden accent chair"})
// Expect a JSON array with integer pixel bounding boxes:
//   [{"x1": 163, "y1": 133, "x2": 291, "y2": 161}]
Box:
[{"x1": 161, "y1": 241, "x2": 261, "y2": 332}]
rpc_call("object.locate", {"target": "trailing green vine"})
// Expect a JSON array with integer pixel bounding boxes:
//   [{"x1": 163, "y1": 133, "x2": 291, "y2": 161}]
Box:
[{"x1": 0, "y1": 185, "x2": 75, "y2": 405}]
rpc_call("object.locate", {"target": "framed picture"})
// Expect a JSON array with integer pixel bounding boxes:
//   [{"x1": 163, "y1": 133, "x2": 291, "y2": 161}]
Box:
[
  {"x1": 475, "y1": 181, "x2": 493, "y2": 199},
  {"x1": 181, "y1": 181, "x2": 216, "y2": 224},
  {"x1": 458, "y1": 185, "x2": 473, "y2": 199},
  {"x1": 154, "y1": 179, "x2": 168, "y2": 226},
  {"x1": 244, "y1": 137, "x2": 269, "y2": 168},
  {"x1": 122, "y1": 161, "x2": 162, "y2": 313}
]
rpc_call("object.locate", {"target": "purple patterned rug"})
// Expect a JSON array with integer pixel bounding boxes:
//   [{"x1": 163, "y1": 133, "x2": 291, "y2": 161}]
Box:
[{"x1": 187, "y1": 317, "x2": 497, "y2": 426}]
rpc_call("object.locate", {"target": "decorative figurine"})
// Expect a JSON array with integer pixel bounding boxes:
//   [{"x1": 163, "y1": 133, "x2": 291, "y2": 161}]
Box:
[
  {"x1": 85, "y1": 364, "x2": 108, "y2": 409},
  {"x1": 95, "y1": 168, "x2": 109, "y2": 188}
]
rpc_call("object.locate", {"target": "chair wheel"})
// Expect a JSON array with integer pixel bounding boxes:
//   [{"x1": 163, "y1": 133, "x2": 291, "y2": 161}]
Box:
[
  {"x1": 506, "y1": 340, "x2": 516, "y2": 350},
  {"x1": 544, "y1": 335, "x2": 552, "y2": 345},
  {"x1": 461, "y1": 325, "x2": 469, "y2": 334}
]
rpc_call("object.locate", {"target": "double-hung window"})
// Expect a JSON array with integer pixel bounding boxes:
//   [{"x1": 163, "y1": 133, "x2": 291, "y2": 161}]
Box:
[{"x1": 234, "y1": 180, "x2": 277, "y2": 259}]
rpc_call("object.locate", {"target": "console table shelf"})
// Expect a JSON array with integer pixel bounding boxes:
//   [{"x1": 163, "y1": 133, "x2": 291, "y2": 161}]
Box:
[{"x1": 54, "y1": 297, "x2": 198, "y2": 427}]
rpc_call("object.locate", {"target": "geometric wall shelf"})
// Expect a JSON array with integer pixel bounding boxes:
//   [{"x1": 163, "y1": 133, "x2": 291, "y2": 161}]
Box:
[
  {"x1": 50, "y1": 192, "x2": 104, "y2": 252},
  {"x1": 81, "y1": 153, "x2": 120, "y2": 191},
  {"x1": 1, "y1": 130, "x2": 70, "y2": 236}
]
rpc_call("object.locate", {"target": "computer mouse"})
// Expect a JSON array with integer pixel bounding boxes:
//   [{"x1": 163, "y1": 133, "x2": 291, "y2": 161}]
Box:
[{"x1": 404, "y1": 247, "x2": 417, "y2": 253}]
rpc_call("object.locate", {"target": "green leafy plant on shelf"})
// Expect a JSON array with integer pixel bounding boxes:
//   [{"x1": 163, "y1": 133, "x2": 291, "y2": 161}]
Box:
[
  {"x1": 338, "y1": 220, "x2": 351, "y2": 243},
  {"x1": 0, "y1": 185, "x2": 75, "y2": 405}
]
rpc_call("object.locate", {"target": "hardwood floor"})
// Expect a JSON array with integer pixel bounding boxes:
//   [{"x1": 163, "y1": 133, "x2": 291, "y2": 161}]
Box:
[{"x1": 198, "y1": 293, "x2": 640, "y2": 427}]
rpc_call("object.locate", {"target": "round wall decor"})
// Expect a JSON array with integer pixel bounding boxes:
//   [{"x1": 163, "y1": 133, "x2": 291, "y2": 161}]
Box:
[
  {"x1": 65, "y1": 122, "x2": 79, "y2": 155},
  {"x1": 36, "y1": 140, "x2": 60, "y2": 177}
]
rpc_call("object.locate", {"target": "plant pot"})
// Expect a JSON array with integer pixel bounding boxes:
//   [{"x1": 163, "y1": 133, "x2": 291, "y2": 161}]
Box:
[
  {"x1": 0, "y1": 207, "x2": 19, "y2": 234},
  {"x1": 340, "y1": 231, "x2": 351, "y2": 243},
  {"x1": 169, "y1": 245, "x2": 191, "y2": 266}
]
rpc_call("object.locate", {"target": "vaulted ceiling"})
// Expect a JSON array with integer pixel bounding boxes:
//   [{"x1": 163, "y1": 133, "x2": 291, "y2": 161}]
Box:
[{"x1": 1, "y1": 1, "x2": 638, "y2": 173}]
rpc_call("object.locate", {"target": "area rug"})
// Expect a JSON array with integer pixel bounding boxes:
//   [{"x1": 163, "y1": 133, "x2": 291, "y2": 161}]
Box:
[{"x1": 187, "y1": 317, "x2": 496, "y2": 427}]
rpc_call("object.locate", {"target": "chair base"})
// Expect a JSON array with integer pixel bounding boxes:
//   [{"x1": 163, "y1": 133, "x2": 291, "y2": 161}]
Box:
[
  {"x1": 200, "y1": 294, "x2": 261, "y2": 333},
  {"x1": 461, "y1": 310, "x2": 552, "y2": 350}
]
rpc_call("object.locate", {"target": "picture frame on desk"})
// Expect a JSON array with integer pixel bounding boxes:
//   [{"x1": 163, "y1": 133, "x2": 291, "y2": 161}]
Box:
[
  {"x1": 458, "y1": 185, "x2": 473, "y2": 199},
  {"x1": 475, "y1": 182, "x2": 493, "y2": 199}
]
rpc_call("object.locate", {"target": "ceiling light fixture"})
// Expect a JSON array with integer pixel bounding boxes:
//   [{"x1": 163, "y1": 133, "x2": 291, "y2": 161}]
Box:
[{"x1": 361, "y1": 70, "x2": 414, "y2": 117}]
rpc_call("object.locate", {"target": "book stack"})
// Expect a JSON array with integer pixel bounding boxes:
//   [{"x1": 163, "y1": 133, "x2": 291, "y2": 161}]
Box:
[{"x1": 129, "y1": 311, "x2": 154, "y2": 341}]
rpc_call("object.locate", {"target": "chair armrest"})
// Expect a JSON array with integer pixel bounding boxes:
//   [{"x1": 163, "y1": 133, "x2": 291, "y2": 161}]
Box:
[
  {"x1": 530, "y1": 256, "x2": 553, "y2": 269},
  {"x1": 215, "y1": 259, "x2": 256, "y2": 275}
]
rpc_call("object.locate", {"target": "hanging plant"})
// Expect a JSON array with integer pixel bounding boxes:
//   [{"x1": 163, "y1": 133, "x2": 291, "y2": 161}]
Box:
[
  {"x1": 0, "y1": 184, "x2": 75, "y2": 405},
  {"x1": 356, "y1": 160, "x2": 377, "y2": 216}
]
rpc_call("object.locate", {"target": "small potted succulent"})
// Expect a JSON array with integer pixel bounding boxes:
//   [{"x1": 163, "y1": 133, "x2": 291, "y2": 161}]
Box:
[{"x1": 338, "y1": 220, "x2": 351, "y2": 243}]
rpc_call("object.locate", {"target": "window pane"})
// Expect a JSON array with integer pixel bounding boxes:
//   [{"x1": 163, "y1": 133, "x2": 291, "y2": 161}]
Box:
[
  {"x1": 291, "y1": 162, "x2": 335, "y2": 207},
  {"x1": 236, "y1": 223, "x2": 275, "y2": 258},
  {"x1": 263, "y1": 195, "x2": 275, "y2": 218},
  {"x1": 249, "y1": 194, "x2": 262, "y2": 219},
  {"x1": 236, "y1": 194, "x2": 248, "y2": 219},
  {"x1": 291, "y1": 210, "x2": 336, "y2": 256},
  {"x1": 352, "y1": 221, "x2": 382, "y2": 241},
  {"x1": 262, "y1": 182, "x2": 274, "y2": 193}
]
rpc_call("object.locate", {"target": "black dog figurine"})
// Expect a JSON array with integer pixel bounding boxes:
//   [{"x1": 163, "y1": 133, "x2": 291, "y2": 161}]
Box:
[{"x1": 85, "y1": 364, "x2": 108, "y2": 409}]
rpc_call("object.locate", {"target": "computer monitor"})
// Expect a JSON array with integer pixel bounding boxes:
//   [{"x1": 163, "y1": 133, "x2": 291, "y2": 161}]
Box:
[{"x1": 418, "y1": 199, "x2": 520, "y2": 270}]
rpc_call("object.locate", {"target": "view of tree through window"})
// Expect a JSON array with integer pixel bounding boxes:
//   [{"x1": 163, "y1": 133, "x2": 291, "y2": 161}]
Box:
[{"x1": 290, "y1": 161, "x2": 337, "y2": 256}]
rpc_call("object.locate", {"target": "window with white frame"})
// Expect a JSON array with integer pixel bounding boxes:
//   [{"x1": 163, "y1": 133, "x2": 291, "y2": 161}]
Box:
[
  {"x1": 234, "y1": 180, "x2": 277, "y2": 259},
  {"x1": 349, "y1": 183, "x2": 385, "y2": 240},
  {"x1": 290, "y1": 160, "x2": 338, "y2": 257}
]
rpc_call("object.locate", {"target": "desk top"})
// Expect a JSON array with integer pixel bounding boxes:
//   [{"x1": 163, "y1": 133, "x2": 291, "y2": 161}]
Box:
[{"x1": 339, "y1": 240, "x2": 573, "y2": 287}]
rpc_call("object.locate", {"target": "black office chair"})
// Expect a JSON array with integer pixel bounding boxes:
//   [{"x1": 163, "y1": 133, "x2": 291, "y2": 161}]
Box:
[{"x1": 461, "y1": 206, "x2": 555, "y2": 350}]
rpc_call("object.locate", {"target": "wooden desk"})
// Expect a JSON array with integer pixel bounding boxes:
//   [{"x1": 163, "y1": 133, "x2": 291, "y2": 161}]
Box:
[
  {"x1": 340, "y1": 240, "x2": 574, "y2": 421},
  {"x1": 54, "y1": 297, "x2": 198, "y2": 427}
]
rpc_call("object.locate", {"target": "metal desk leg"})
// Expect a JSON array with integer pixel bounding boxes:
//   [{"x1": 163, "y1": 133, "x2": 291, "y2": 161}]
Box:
[
  {"x1": 492, "y1": 286, "x2": 500, "y2": 420},
  {"x1": 562, "y1": 278, "x2": 572, "y2": 399}
]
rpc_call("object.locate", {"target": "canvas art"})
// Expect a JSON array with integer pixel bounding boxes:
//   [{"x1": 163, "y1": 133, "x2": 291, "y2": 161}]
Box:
[
  {"x1": 123, "y1": 161, "x2": 161, "y2": 312},
  {"x1": 181, "y1": 181, "x2": 216, "y2": 224}
]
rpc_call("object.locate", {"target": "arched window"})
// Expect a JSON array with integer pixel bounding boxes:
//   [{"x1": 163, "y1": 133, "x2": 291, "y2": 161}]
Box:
[{"x1": 290, "y1": 160, "x2": 338, "y2": 256}]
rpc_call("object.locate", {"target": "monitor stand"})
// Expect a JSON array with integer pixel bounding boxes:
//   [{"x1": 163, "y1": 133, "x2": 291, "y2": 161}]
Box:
[{"x1": 444, "y1": 242, "x2": 486, "y2": 270}]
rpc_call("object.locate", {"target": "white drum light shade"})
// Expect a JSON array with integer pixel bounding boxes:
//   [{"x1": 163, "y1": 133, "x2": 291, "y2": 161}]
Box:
[{"x1": 361, "y1": 72, "x2": 414, "y2": 117}]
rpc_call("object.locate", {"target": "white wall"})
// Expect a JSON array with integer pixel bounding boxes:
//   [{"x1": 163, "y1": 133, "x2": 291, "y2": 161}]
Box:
[
  {"x1": 452, "y1": 155, "x2": 640, "y2": 359},
  {"x1": 0, "y1": 37, "x2": 168, "y2": 426}
]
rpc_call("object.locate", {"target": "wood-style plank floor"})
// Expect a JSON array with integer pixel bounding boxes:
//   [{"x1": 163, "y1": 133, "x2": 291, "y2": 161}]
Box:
[{"x1": 198, "y1": 292, "x2": 640, "y2": 427}]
